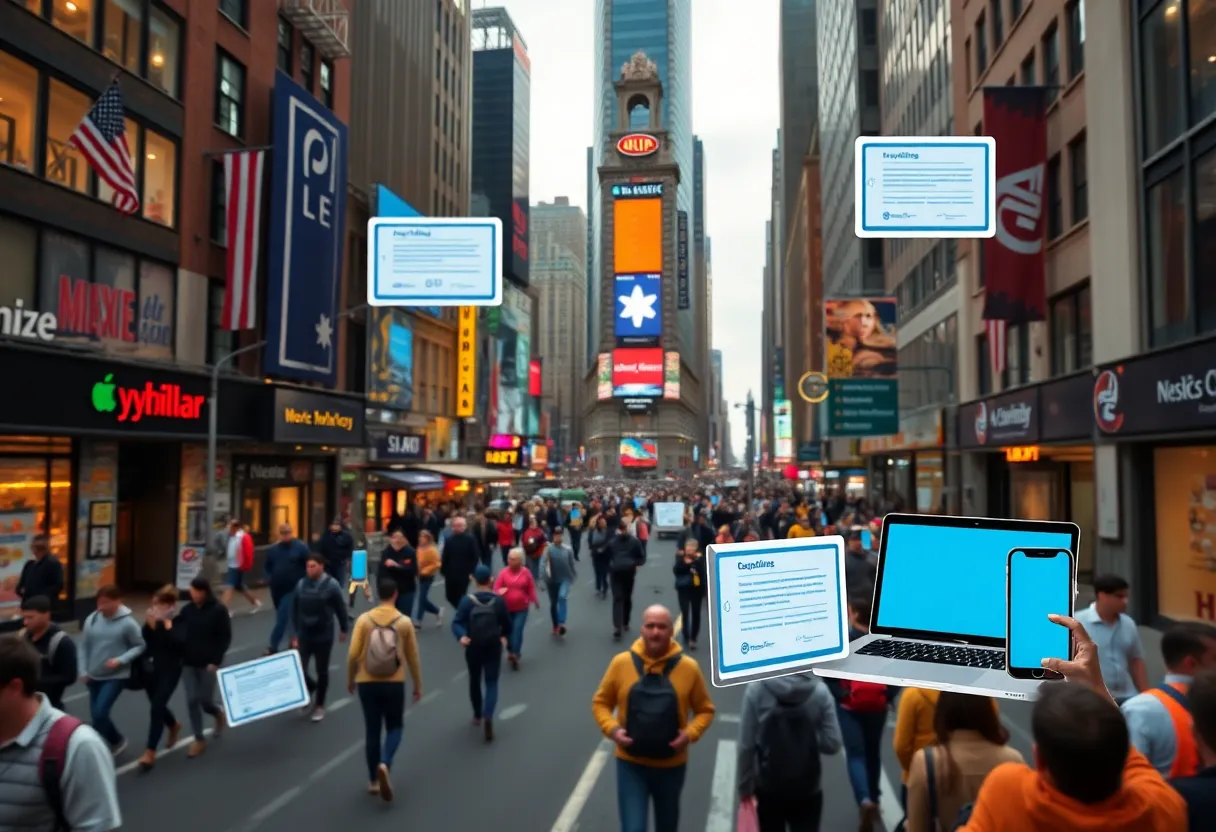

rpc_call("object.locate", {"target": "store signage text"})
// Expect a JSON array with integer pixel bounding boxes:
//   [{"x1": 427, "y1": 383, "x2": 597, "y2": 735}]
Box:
[
  {"x1": 248, "y1": 464, "x2": 289, "y2": 480},
  {"x1": 0, "y1": 299, "x2": 56, "y2": 341},
  {"x1": 484, "y1": 448, "x2": 520, "y2": 467},
  {"x1": 59, "y1": 276, "x2": 136, "y2": 342},
  {"x1": 617, "y1": 134, "x2": 659, "y2": 157},
  {"x1": 1005, "y1": 446, "x2": 1040, "y2": 463},
  {"x1": 386, "y1": 434, "x2": 423, "y2": 455},
  {"x1": 990, "y1": 403, "x2": 1033, "y2": 429},
  {"x1": 612, "y1": 182, "x2": 663, "y2": 198},
  {"x1": 92, "y1": 374, "x2": 204, "y2": 423},
  {"x1": 1157, "y1": 370, "x2": 1216, "y2": 406},
  {"x1": 456, "y1": 306, "x2": 476, "y2": 418},
  {"x1": 283, "y1": 407, "x2": 355, "y2": 432}
]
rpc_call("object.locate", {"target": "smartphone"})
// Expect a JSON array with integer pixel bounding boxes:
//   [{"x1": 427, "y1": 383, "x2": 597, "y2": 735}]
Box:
[
  {"x1": 860, "y1": 529, "x2": 872, "y2": 550},
  {"x1": 1006, "y1": 548, "x2": 1075, "y2": 680}
]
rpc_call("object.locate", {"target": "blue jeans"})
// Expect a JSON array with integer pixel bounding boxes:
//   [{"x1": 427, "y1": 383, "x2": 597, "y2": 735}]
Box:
[
  {"x1": 357, "y1": 682, "x2": 405, "y2": 782},
  {"x1": 87, "y1": 679, "x2": 126, "y2": 747},
  {"x1": 837, "y1": 706, "x2": 886, "y2": 805},
  {"x1": 415, "y1": 577, "x2": 441, "y2": 623},
  {"x1": 269, "y1": 590, "x2": 295, "y2": 651},
  {"x1": 525, "y1": 557, "x2": 541, "y2": 581},
  {"x1": 394, "y1": 590, "x2": 417, "y2": 622},
  {"x1": 616, "y1": 758, "x2": 685, "y2": 832},
  {"x1": 466, "y1": 646, "x2": 502, "y2": 719},
  {"x1": 507, "y1": 610, "x2": 528, "y2": 656},
  {"x1": 548, "y1": 580, "x2": 570, "y2": 627}
]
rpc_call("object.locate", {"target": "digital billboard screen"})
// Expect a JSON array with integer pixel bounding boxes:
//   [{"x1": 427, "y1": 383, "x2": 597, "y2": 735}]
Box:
[
  {"x1": 613, "y1": 198, "x2": 662, "y2": 274},
  {"x1": 596, "y1": 353, "x2": 612, "y2": 400},
  {"x1": 528, "y1": 358, "x2": 542, "y2": 396},
  {"x1": 612, "y1": 348, "x2": 663, "y2": 398},
  {"x1": 614, "y1": 274, "x2": 661, "y2": 344},
  {"x1": 620, "y1": 437, "x2": 658, "y2": 469},
  {"x1": 663, "y1": 351, "x2": 680, "y2": 400}
]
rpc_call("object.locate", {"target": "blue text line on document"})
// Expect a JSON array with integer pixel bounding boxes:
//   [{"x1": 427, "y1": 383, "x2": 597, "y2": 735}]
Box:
[{"x1": 860, "y1": 141, "x2": 992, "y2": 233}]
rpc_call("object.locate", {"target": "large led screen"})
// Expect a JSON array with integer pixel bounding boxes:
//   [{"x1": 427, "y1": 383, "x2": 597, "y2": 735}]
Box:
[
  {"x1": 613, "y1": 198, "x2": 662, "y2": 274},
  {"x1": 620, "y1": 437, "x2": 658, "y2": 469},
  {"x1": 612, "y1": 347, "x2": 663, "y2": 398},
  {"x1": 596, "y1": 353, "x2": 612, "y2": 400},
  {"x1": 614, "y1": 273, "x2": 661, "y2": 344}
]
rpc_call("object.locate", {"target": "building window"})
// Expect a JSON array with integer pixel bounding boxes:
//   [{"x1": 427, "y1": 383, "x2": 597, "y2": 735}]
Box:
[
  {"x1": 1046, "y1": 154, "x2": 1062, "y2": 238},
  {"x1": 277, "y1": 17, "x2": 293, "y2": 73},
  {"x1": 1042, "y1": 23, "x2": 1060, "y2": 104},
  {"x1": 975, "y1": 15, "x2": 988, "y2": 76},
  {"x1": 0, "y1": 52, "x2": 39, "y2": 173},
  {"x1": 862, "y1": 69, "x2": 880, "y2": 107},
  {"x1": 1020, "y1": 50, "x2": 1036, "y2": 85},
  {"x1": 1146, "y1": 170, "x2": 1188, "y2": 347},
  {"x1": 1141, "y1": 0, "x2": 1185, "y2": 157},
  {"x1": 102, "y1": 0, "x2": 142, "y2": 73},
  {"x1": 50, "y1": 0, "x2": 92, "y2": 43},
  {"x1": 964, "y1": 38, "x2": 972, "y2": 88},
  {"x1": 207, "y1": 281, "x2": 234, "y2": 365},
  {"x1": 319, "y1": 61, "x2": 334, "y2": 109},
  {"x1": 45, "y1": 80, "x2": 90, "y2": 195},
  {"x1": 148, "y1": 5, "x2": 181, "y2": 98},
  {"x1": 1066, "y1": 0, "x2": 1085, "y2": 80},
  {"x1": 860, "y1": 8, "x2": 878, "y2": 46},
  {"x1": 1188, "y1": 0, "x2": 1216, "y2": 125},
  {"x1": 215, "y1": 51, "x2": 245, "y2": 139},
  {"x1": 1004, "y1": 323, "x2": 1030, "y2": 387},
  {"x1": 990, "y1": 0, "x2": 1003, "y2": 47},
  {"x1": 1069, "y1": 134, "x2": 1088, "y2": 224},
  {"x1": 96, "y1": 116, "x2": 141, "y2": 207},
  {"x1": 1010, "y1": 0, "x2": 1023, "y2": 19},
  {"x1": 209, "y1": 160, "x2": 226, "y2": 245},
  {"x1": 300, "y1": 41, "x2": 315, "y2": 92},
  {"x1": 1050, "y1": 283, "x2": 1092, "y2": 375},
  {"x1": 1197, "y1": 149, "x2": 1216, "y2": 335},
  {"x1": 218, "y1": 0, "x2": 246, "y2": 28},
  {"x1": 977, "y1": 333, "x2": 992, "y2": 395},
  {"x1": 142, "y1": 129, "x2": 176, "y2": 227},
  {"x1": 0, "y1": 216, "x2": 38, "y2": 305}
]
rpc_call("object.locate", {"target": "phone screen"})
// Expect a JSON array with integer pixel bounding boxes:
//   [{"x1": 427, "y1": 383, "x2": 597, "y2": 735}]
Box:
[
  {"x1": 351, "y1": 550, "x2": 368, "y2": 582},
  {"x1": 1008, "y1": 549, "x2": 1072, "y2": 673},
  {"x1": 860, "y1": 530, "x2": 872, "y2": 549}
]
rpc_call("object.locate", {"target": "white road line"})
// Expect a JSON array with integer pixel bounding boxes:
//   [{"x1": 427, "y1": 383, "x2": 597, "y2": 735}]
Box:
[
  {"x1": 549, "y1": 740, "x2": 613, "y2": 832},
  {"x1": 451, "y1": 670, "x2": 468, "y2": 683},
  {"x1": 877, "y1": 765, "x2": 903, "y2": 831},
  {"x1": 229, "y1": 739, "x2": 366, "y2": 832},
  {"x1": 705, "y1": 739, "x2": 737, "y2": 832},
  {"x1": 717, "y1": 713, "x2": 740, "y2": 724}
]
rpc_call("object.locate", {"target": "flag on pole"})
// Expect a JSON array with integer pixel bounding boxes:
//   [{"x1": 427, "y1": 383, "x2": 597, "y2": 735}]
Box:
[
  {"x1": 986, "y1": 318, "x2": 1008, "y2": 381},
  {"x1": 69, "y1": 81, "x2": 139, "y2": 215},
  {"x1": 221, "y1": 150, "x2": 266, "y2": 331}
]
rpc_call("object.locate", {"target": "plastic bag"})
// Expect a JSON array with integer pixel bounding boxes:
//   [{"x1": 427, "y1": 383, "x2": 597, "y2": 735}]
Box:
[{"x1": 736, "y1": 799, "x2": 760, "y2": 832}]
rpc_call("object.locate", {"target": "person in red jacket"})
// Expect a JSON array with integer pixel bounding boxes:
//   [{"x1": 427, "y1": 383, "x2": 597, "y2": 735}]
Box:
[
  {"x1": 520, "y1": 515, "x2": 547, "y2": 583},
  {"x1": 496, "y1": 512, "x2": 515, "y2": 567},
  {"x1": 220, "y1": 518, "x2": 261, "y2": 615}
]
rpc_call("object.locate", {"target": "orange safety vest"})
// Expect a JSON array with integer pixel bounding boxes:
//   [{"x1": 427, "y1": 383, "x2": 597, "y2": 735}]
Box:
[{"x1": 1145, "y1": 682, "x2": 1200, "y2": 778}]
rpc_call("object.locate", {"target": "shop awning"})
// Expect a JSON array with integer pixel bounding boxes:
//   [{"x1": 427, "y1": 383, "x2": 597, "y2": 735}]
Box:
[
  {"x1": 367, "y1": 470, "x2": 446, "y2": 490},
  {"x1": 406, "y1": 463, "x2": 521, "y2": 481}
]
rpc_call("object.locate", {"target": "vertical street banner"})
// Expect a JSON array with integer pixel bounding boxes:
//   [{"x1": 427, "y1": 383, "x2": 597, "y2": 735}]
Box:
[
  {"x1": 676, "y1": 210, "x2": 690, "y2": 310},
  {"x1": 824, "y1": 298, "x2": 899, "y2": 437},
  {"x1": 982, "y1": 87, "x2": 1048, "y2": 323},
  {"x1": 264, "y1": 72, "x2": 348, "y2": 385},
  {"x1": 456, "y1": 306, "x2": 477, "y2": 418}
]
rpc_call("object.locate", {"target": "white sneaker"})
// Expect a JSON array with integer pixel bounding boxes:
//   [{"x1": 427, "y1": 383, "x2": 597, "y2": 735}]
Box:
[
  {"x1": 110, "y1": 739, "x2": 127, "y2": 758},
  {"x1": 249, "y1": 601, "x2": 263, "y2": 615},
  {"x1": 435, "y1": 609, "x2": 445, "y2": 628},
  {"x1": 310, "y1": 707, "x2": 325, "y2": 722}
]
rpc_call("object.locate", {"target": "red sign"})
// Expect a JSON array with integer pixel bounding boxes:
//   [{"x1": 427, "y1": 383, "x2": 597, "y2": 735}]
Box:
[
  {"x1": 528, "y1": 358, "x2": 542, "y2": 397},
  {"x1": 58, "y1": 276, "x2": 136, "y2": 342},
  {"x1": 617, "y1": 134, "x2": 659, "y2": 157},
  {"x1": 91, "y1": 374, "x2": 205, "y2": 423},
  {"x1": 612, "y1": 347, "x2": 663, "y2": 393}
]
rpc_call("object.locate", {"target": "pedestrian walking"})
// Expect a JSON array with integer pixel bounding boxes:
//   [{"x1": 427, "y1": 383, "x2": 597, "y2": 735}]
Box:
[
  {"x1": 78, "y1": 584, "x2": 145, "y2": 756},
  {"x1": 1076, "y1": 574, "x2": 1149, "y2": 705},
  {"x1": 18, "y1": 595, "x2": 77, "y2": 710},
  {"x1": 567, "y1": 502, "x2": 584, "y2": 560},
  {"x1": 588, "y1": 515, "x2": 612, "y2": 599},
  {"x1": 591, "y1": 605, "x2": 716, "y2": 832},
  {"x1": 608, "y1": 521, "x2": 646, "y2": 641},
  {"x1": 264, "y1": 523, "x2": 309, "y2": 652},
  {"x1": 452, "y1": 564, "x2": 511, "y2": 742},
  {"x1": 672, "y1": 540, "x2": 706, "y2": 650},
  {"x1": 137, "y1": 584, "x2": 184, "y2": 770},
  {"x1": 521, "y1": 515, "x2": 548, "y2": 582},
  {"x1": 220, "y1": 517, "x2": 261, "y2": 615},
  {"x1": 493, "y1": 548, "x2": 539, "y2": 670},
  {"x1": 378, "y1": 529, "x2": 419, "y2": 620},
  {"x1": 176, "y1": 577, "x2": 230, "y2": 757},
  {"x1": 318, "y1": 517, "x2": 354, "y2": 586},
  {"x1": 346, "y1": 576, "x2": 422, "y2": 802},
  {"x1": 497, "y1": 512, "x2": 515, "y2": 566},
  {"x1": 14, "y1": 534, "x2": 64, "y2": 604},
  {"x1": 441, "y1": 517, "x2": 481, "y2": 609},
  {"x1": 415, "y1": 530, "x2": 443, "y2": 626},
  {"x1": 544, "y1": 528, "x2": 577, "y2": 636},
  {"x1": 292, "y1": 554, "x2": 350, "y2": 722}
]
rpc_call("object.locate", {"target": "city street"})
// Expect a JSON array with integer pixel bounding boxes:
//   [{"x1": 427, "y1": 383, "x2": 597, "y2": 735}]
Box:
[{"x1": 47, "y1": 540, "x2": 1072, "y2": 832}]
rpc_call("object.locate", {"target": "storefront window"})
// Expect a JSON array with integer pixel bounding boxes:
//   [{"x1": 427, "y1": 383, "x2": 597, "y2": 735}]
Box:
[
  {"x1": 1141, "y1": 0, "x2": 1185, "y2": 157},
  {"x1": 1147, "y1": 171, "x2": 1189, "y2": 347},
  {"x1": 95, "y1": 118, "x2": 140, "y2": 210},
  {"x1": 135, "y1": 261, "x2": 174, "y2": 359},
  {"x1": 915, "y1": 452, "x2": 945, "y2": 514},
  {"x1": 1010, "y1": 468, "x2": 1060, "y2": 521},
  {"x1": 1188, "y1": 0, "x2": 1216, "y2": 125},
  {"x1": 1195, "y1": 149, "x2": 1216, "y2": 335},
  {"x1": 0, "y1": 217, "x2": 37, "y2": 307},
  {"x1": 38, "y1": 230, "x2": 90, "y2": 317},
  {"x1": 102, "y1": 0, "x2": 142, "y2": 73},
  {"x1": 148, "y1": 5, "x2": 182, "y2": 98},
  {"x1": 45, "y1": 81, "x2": 90, "y2": 194},
  {"x1": 1154, "y1": 445, "x2": 1216, "y2": 623},
  {"x1": 0, "y1": 456, "x2": 72, "y2": 608},
  {"x1": 0, "y1": 52, "x2": 39, "y2": 172},
  {"x1": 142, "y1": 129, "x2": 176, "y2": 227},
  {"x1": 51, "y1": 0, "x2": 93, "y2": 45},
  {"x1": 93, "y1": 247, "x2": 136, "y2": 347}
]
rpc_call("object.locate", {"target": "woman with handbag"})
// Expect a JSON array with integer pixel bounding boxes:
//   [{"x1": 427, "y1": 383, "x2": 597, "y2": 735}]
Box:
[
  {"x1": 137, "y1": 584, "x2": 185, "y2": 771},
  {"x1": 904, "y1": 692, "x2": 1022, "y2": 832}
]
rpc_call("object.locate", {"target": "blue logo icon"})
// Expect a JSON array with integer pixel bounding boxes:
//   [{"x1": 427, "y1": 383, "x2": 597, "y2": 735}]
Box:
[
  {"x1": 740, "y1": 642, "x2": 749, "y2": 655},
  {"x1": 883, "y1": 211, "x2": 890, "y2": 220}
]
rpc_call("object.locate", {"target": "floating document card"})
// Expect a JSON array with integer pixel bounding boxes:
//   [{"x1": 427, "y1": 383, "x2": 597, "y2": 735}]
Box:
[
  {"x1": 216, "y1": 650, "x2": 310, "y2": 727},
  {"x1": 705, "y1": 536, "x2": 849, "y2": 688},
  {"x1": 651, "y1": 502, "x2": 687, "y2": 530},
  {"x1": 367, "y1": 217, "x2": 503, "y2": 307},
  {"x1": 855, "y1": 136, "x2": 997, "y2": 239}
]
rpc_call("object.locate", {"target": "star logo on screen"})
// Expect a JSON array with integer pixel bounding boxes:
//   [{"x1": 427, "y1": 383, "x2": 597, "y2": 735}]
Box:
[{"x1": 618, "y1": 284, "x2": 658, "y2": 330}]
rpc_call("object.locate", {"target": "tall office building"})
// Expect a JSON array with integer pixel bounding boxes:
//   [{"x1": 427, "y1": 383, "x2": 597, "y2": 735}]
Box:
[
  {"x1": 693, "y1": 135, "x2": 710, "y2": 450},
  {"x1": 780, "y1": 0, "x2": 819, "y2": 244},
  {"x1": 817, "y1": 0, "x2": 883, "y2": 296},
  {"x1": 761, "y1": 137, "x2": 783, "y2": 464},
  {"x1": 532, "y1": 197, "x2": 588, "y2": 461},
  {"x1": 709, "y1": 349, "x2": 726, "y2": 467},
  {"x1": 590, "y1": 0, "x2": 695, "y2": 375}
]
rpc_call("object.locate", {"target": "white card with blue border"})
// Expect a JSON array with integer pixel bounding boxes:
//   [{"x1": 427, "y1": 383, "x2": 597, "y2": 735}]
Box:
[{"x1": 705, "y1": 536, "x2": 850, "y2": 688}]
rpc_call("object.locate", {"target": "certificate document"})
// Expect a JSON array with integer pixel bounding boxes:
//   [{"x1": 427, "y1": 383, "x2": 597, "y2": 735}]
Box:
[
  {"x1": 367, "y1": 217, "x2": 503, "y2": 307},
  {"x1": 706, "y1": 536, "x2": 850, "y2": 687},
  {"x1": 854, "y1": 136, "x2": 997, "y2": 239},
  {"x1": 217, "y1": 651, "x2": 311, "y2": 727}
]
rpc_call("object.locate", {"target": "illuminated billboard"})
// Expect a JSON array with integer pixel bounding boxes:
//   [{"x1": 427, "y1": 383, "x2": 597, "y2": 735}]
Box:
[
  {"x1": 614, "y1": 273, "x2": 661, "y2": 345},
  {"x1": 613, "y1": 198, "x2": 662, "y2": 274},
  {"x1": 663, "y1": 351, "x2": 680, "y2": 400},
  {"x1": 596, "y1": 353, "x2": 612, "y2": 400},
  {"x1": 774, "y1": 399, "x2": 794, "y2": 462},
  {"x1": 612, "y1": 347, "x2": 663, "y2": 398},
  {"x1": 488, "y1": 433, "x2": 523, "y2": 450},
  {"x1": 620, "y1": 437, "x2": 658, "y2": 469},
  {"x1": 528, "y1": 358, "x2": 542, "y2": 397}
]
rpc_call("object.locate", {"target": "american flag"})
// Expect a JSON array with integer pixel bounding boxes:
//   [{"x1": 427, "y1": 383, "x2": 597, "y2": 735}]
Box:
[
  {"x1": 221, "y1": 150, "x2": 266, "y2": 331},
  {"x1": 69, "y1": 81, "x2": 139, "y2": 215},
  {"x1": 985, "y1": 318, "x2": 1008, "y2": 381}
]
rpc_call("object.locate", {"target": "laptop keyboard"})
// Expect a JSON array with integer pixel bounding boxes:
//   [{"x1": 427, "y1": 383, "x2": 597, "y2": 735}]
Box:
[{"x1": 857, "y1": 639, "x2": 1005, "y2": 670}]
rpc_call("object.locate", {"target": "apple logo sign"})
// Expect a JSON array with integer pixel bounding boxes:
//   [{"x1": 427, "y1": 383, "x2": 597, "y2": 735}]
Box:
[{"x1": 92, "y1": 374, "x2": 118, "y2": 414}]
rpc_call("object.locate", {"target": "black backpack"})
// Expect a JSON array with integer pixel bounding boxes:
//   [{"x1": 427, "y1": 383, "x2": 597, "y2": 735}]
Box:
[
  {"x1": 757, "y1": 699, "x2": 821, "y2": 797},
  {"x1": 296, "y1": 577, "x2": 334, "y2": 632},
  {"x1": 625, "y1": 653, "x2": 683, "y2": 759},
  {"x1": 467, "y1": 595, "x2": 501, "y2": 647}
]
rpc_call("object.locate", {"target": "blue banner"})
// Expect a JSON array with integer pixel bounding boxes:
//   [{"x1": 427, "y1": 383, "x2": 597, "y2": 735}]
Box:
[
  {"x1": 614, "y1": 273, "x2": 661, "y2": 345},
  {"x1": 374, "y1": 185, "x2": 440, "y2": 318},
  {"x1": 264, "y1": 72, "x2": 348, "y2": 385}
]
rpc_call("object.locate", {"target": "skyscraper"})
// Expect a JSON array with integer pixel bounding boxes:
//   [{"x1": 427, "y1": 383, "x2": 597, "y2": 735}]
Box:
[{"x1": 780, "y1": 0, "x2": 818, "y2": 245}]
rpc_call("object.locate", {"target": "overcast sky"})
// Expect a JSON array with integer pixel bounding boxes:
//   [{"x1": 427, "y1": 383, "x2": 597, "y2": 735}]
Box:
[{"x1": 496, "y1": 0, "x2": 779, "y2": 460}]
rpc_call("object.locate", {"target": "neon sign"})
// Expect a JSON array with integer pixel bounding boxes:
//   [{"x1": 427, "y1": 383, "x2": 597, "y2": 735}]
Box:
[{"x1": 91, "y1": 374, "x2": 205, "y2": 423}]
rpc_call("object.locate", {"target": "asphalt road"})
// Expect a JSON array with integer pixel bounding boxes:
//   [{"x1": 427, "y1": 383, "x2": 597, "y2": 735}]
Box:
[{"x1": 44, "y1": 539, "x2": 1073, "y2": 832}]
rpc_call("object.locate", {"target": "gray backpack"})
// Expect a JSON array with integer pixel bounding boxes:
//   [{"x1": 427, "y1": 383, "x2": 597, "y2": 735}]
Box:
[{"x1": 363, "y1": 615, "x2": 403, "y2": 678}]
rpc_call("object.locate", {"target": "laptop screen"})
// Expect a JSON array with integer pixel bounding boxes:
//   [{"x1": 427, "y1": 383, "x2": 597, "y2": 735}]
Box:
[{"x1": 874, "y1": 521, "x2": 1075, "y2": 642}]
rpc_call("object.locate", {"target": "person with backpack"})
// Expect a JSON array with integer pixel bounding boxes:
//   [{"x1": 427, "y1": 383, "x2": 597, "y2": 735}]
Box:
[
  {"x1": 493, "y1": 548, "x2": 540, "y2": 670},
  {"x1": 451, "y1": 564, "x2": 511, "y2": 742},
  {"x1": 346, "y1": 575, "x2": 423, "y2": 802},
  {"x1": 176, "y1": 577, "x2": 231, "y2": 758},
  {"x1": 77, "y1": 583, "x2": 145, "y2": 756},
  {"x1": 291, "y1": 554, "x2": 350, "y2": 722},
  {"x1": 377, "y1": 529, "x2": 419, "y2": 621},
  {"x1": 18, "y1": 595, "x2": 77, "y2": 710},
  {"x1": 735, "y1": 671, "x2": 842, "y2": 831},
  {"x1": 591, "y1": 604, "x2": 716, "y2": 832},
  {"x1": 607, "y1": 520, "x2": 646, "y2": 641},
  {"x1": 0, "y1": 635, "x2": 122, "y2": 831}
]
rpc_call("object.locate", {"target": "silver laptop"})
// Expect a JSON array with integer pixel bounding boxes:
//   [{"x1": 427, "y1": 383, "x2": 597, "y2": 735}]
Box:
[{"x1": 813, "y1": 513, "x2": 1079, "y2": 701}]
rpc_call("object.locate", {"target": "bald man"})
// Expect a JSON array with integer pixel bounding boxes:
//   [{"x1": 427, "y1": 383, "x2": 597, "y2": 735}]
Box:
[{"x1": 592, "y1": 604, "x2": 716, "y2": 832}]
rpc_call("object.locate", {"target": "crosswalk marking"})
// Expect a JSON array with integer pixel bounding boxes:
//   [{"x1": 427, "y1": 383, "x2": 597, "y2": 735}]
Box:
[
  {"x1": 550, "y1": 739, "x2": 613, "y2": 832},
  {"x1": 706, "y1": 739, "x2": 738, "y2": 832}
]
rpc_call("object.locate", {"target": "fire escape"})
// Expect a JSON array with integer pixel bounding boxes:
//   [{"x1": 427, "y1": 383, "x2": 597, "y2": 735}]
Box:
[{"x1": 278, "y1": 0, "x2": 351, "y2": 60}]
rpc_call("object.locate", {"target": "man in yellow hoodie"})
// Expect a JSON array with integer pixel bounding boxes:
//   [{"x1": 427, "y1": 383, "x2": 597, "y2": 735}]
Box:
[{"x1": 592, "y1": 604, "x2": 716, "y2": 832}]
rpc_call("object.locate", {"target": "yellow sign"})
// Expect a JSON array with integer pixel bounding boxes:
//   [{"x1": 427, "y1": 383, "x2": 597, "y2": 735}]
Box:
[
  {"x1": 283, "y1": 407, "x2": 355, "y2": 431},
  {"x1": 1005, "y1": 446, "x2": 1040, "y2": 463},
  {"x1": 484, "y1": 449, "x2": 520, "y2": 467},
  {"x1": 456, "y1": 306, "x2": 477, "y2": 418}
]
